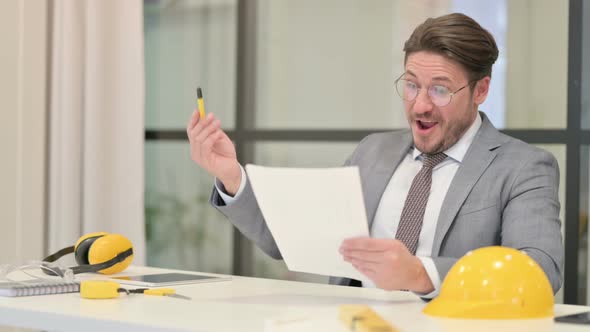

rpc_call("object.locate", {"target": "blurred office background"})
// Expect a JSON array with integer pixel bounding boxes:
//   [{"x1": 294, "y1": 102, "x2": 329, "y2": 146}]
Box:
[{"x1": 1, "y1": 0, "x2": 589, "y2": 307}]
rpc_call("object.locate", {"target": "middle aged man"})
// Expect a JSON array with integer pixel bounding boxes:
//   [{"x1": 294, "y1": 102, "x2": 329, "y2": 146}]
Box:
[{"x1": 186, "y1": 13, "x2": 563, "y2": 299}]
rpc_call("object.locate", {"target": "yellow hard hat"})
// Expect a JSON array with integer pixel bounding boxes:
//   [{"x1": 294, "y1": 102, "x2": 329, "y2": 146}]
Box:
[{"x1": 423, "y1": 246, "x2": 553, "y2": 319}]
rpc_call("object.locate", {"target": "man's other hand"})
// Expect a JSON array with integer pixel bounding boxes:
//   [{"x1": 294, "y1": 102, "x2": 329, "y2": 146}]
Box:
[{"x1": 340, "y1": 237, "x2": 434, "y2": 293}]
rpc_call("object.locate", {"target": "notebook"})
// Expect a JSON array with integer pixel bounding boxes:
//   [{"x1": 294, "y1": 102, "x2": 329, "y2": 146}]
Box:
[{"x1": 0, "y1": 279, "x2": 80, "y2": 297}]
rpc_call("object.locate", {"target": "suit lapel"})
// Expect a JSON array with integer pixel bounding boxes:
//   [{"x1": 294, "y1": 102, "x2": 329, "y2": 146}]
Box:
[
  {"x1": 365, "y1": 131, "x2": 413, "y2": 229},
  {"x1": 431, "y1": 114, "x2": 505, "y2": 256}
]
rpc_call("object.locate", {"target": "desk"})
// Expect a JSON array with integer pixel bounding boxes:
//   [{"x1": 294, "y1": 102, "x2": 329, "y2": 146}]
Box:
[{"x1": 0, "y1": 266, "x2": 588, "y2": 332}]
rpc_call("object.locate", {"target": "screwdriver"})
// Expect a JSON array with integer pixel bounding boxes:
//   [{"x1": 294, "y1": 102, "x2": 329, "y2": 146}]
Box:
[{"x1": 128, "y1": 287, "x2": 192, "y2": 300}]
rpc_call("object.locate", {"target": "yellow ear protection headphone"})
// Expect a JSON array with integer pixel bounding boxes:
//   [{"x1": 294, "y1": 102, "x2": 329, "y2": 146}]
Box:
[{"x1": 42, "y1": 232, "x2": 134, "y2": 276}]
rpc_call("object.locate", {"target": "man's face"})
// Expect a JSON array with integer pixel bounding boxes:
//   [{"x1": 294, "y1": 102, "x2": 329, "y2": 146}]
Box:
[{"x1": 402, "y1": 51, "x2": 487, "y2": 154}]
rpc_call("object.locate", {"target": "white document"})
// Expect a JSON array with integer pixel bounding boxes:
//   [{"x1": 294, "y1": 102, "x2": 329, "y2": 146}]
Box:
[{"x1": 245, "y1": 164, "x2": 369, "y2": 280}]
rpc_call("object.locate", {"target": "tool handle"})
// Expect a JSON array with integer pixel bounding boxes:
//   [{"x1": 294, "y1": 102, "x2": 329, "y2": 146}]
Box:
[{"x1": 144, "y1": 288, "x2": 176, "y2": 296}]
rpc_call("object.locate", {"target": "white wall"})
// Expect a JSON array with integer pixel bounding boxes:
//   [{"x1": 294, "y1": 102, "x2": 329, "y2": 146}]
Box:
[
  {"x1": 505, "y1": 0, "x2": 568, "y2": 128},
  {"x1": 0, "y1": 1, "x2": 48, "y2": 265}
]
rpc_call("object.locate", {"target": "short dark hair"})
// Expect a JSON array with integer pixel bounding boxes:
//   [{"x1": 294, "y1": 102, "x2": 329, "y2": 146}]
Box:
[{"x1": 404, "y1": 13, "x2": 499, "y2": 83}]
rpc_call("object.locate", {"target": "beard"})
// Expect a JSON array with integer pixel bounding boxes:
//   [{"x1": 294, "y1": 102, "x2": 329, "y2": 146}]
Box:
[{"x1": 408, "y1": 111, "x2": 476, "y2": 154}]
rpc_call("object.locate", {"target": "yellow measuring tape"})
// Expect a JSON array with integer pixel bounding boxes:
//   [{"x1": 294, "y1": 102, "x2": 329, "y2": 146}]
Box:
[
  {"x1": 80, "y1": 280, "x2": 190, "y2": 300},
  {"x1": 339, "y1": 305, "x2": 398, "y2": 332},
  {"x1": 80, "y1": 280, "x2": 121, "y2": 299}
]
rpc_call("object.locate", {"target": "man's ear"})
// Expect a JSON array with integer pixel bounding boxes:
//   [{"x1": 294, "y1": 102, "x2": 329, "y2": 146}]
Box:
[{"x1": 473, "y1": 76, "x2": 491, "y2": 105}]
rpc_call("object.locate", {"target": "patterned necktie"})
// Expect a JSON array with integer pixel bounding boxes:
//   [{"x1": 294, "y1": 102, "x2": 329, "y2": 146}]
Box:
[{"x1": 395, "y1": 152, "x2": 447, "y2": 255}]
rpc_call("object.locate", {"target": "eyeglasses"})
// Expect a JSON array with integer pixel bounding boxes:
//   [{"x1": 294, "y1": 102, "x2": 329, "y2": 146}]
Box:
[{"x1": 394, "y1": 74, "x2": 474, "y2": 107}]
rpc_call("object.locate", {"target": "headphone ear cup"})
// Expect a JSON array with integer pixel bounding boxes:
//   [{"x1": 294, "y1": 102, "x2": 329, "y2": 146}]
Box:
[
  {"x1": 88, "y1": 234, "x2": 134, "y2": 274},
  {"x1": 74, "y1": 235, "x2": 104, "y2": 265}
]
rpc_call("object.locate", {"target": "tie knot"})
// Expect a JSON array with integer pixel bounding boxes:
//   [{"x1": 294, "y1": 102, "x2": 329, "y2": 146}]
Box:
[{"x1": 422, "y1": 152, "x2": 447, "y2": 169}]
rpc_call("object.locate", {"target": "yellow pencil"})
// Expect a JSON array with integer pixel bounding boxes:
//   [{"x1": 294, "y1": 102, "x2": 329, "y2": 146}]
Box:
[{"x1": 197, "y1": 87, "x2": 206, "y2": 119}]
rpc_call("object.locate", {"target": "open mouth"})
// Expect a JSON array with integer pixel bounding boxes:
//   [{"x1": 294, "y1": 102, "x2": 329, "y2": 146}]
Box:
[{"x1": 417, "y1": 120, "x2": 437, "y2": 130}]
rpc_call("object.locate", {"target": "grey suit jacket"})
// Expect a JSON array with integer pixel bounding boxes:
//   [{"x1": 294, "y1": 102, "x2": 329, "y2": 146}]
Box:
[{"x1": 210, "y1": 112, "x2": 563, "y2": 294}]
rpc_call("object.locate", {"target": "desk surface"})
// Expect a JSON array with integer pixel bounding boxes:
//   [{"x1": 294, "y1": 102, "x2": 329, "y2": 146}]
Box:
[{"x1": 0, "y1": 266, "x2": 588, "y2": 332}]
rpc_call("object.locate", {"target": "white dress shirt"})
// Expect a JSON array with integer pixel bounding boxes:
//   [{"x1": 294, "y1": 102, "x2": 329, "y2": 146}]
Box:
[
  {"x1": 216, "y1": 114, "x2": 482, "y2": 298},
  {"x1": 362, "y1": 115, "x2": 481, "y2": 298}
]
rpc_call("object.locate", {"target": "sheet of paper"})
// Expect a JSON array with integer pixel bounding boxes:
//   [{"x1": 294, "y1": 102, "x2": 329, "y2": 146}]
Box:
[{"x1": 245, "y1": 164, "x2": 369, "y2": 280}]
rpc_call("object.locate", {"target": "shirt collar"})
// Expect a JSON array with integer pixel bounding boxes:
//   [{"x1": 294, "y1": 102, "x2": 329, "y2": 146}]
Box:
[{"x1": 412, "y1": 112, "x2": 482, "y2": 163}]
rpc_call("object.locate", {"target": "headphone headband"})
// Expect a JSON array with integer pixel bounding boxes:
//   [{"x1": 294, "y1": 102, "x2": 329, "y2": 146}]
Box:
[
  {"x1": 43, "y1": 246, "x2": 75, "y2": 263},
  {"x1": 69, "y1": 248, "x2": 134, "y2": 274}
]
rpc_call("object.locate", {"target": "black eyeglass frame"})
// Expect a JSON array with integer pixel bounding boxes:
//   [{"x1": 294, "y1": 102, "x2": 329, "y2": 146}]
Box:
[{"x1": 394, "y1": 73, "x2": 477, "y2": 107}]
